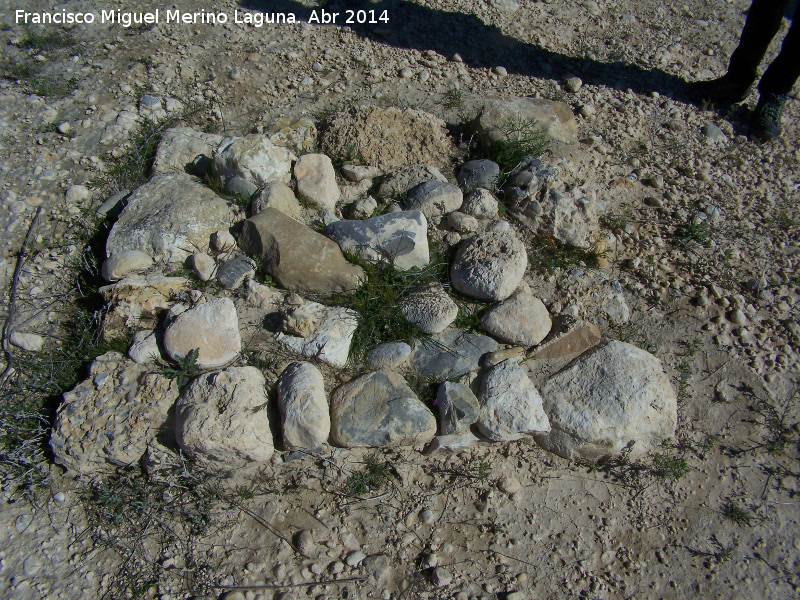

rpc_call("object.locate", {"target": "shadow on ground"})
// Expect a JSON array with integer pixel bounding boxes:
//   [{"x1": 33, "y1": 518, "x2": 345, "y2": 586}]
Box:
[{"x1": 240, "y1": 0, "x2": 694, "y2": 98}]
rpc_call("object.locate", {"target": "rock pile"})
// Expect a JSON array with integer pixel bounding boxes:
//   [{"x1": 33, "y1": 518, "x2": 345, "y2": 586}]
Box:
[{"x1": 50, "y1": 101, "x2": 674, "y2": 477}]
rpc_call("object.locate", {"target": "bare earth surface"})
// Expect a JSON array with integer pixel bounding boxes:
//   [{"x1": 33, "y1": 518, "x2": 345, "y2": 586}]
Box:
[{"x1": 0, "y1": 0, "x2": 799, "y2": 599}]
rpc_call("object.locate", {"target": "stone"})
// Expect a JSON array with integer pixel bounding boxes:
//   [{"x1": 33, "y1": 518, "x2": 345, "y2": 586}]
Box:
[
  {"x1": 483, "y1": 346, "x2": 525, "y2": 368},
  {"x1": 345, "y1": 551, "x2": 366, "y2": 567},
  {"x1": 216, "y1": 256, "x2": 256, "y2": 289},
  {"x1": 276, "y1": 301, "x2": 358, "y2": 369},
  {"x1": 411, "y1": 329, "x2": 498, "y2": 381},
  {"x1": 239, "y1": 208, "x2": 365, "y2": 294},
  {"x1": 431, "y1": 568, "x2": 453, "y2": 587},
  {"x1": 225, "y1": 176, "x2": 257, "y2": 198},
  {"x1": 294, "y1": 153, "x2": 341, "y2": 210},
  {"x1": 106, "y1": 172, "x2": 239, "y2": 263},
  {"x1": 245, "y1": 279, "x2": 285, "y2": 311},
  {"x1": 451, "y1": 231, "x2": 527, "y2": 301},
  {"x1": 100, "y1": 250, "x2": 153, "y2": 282},
  {"x1": 212, "y1": 134, "x2": 295, "y2": 187},
  {"x1": 163, "y1": 297, "x2": 241, "y2": 369},
  {"x1": 320, "y1": 105, "x2": 455, "y2": 171},
  {"x1": 447, "y1": 211, "x2": 479, "y2": 234},
  {"x1": 152, "y1": 127, "x2": 223, "y2": 175},
  {"x1": 564, "y1": 76, "x2": 583, "y2": 93},
  {"x1": 282, "y1": 303, "x2": 322, "y2": 338},
  {"x1": 330, "y1": 371, "x2": 436, "y2": 447},
  {"x1": 349, "y1": 196, "x2": 378, "y2": 219},
  {"x1": 99, "y1": 275, "x2": 191, "y2": 340},
  {"x1": 481, "y1": 290, "x2": 551, "y2": 346},
  {"x1": 400, "y1": 282, "x2": 458, "y2": 334},
  {"x1": 701, "y1": 123, "x2": 727, "y2": 144},
  {"x1": 457, "y1": 159, "x2": 500, "y2": 191},
  {"x1": 96, "y1": 189, "x2": 130, "y2": 220},
  {"x1": 470, "y1": 97, "x2": 579, "y2": 153},
  {"x1": 436, "y1": 381, "x2": 480, "y2": 435},
  {"x1": 265, "y1": 116, "x2": 317, "y2": 155},
  {"x1": 50, "y1": 352, "x2": 178, "y2": 474},
  {"x1": 552, "y1": 194, "x2": 600, "y2": 249},
  {"x1": 461, "y1": 188, "x2": 499, "y2": 219},
  {"x1": 528, "y1": 317, "x2": 602, "y2": 360},
  {"x1": 127, "y1": 329, "x2": 161, "y2": 363},
  {"x1": 250, "y1": 181, "x2": 304, "y2": 221},
  {"x1": 325, "y1": 210, "x2": 429, "y2": 271},
  {"x1": 363, "y1": 554, "x2": 392, "y2": 580},
  {"x1": 535, "y1": 340, "x2": 678, "y2": 460},
  {"x1": 405, "y1": 181, "x2": 463, "y2": 218},
  {"x1": 9, "y1": 331, "x2": 44, "y2": 352},
  {"x1": 176, "y1": 366, "x2": 274, "y2": 471},
  {"x1": 211, "y1": 229, "x2": 237, "y2": 252},
  {"x1": 278, "y1": 362, "x2": 330, "y2": 450},
  {"x1": 341, "y1": 165, "x2": 383, "y2": 182},
  {"x1": 190, "y1": 253, "x2": 215, "y2": 281},
  {"x1": 425, "y1": 432, "x2": 481, "y2": 453},
  {"x1": 376, "y1": 164, "x2": 447, "y2": 199},
  {"x1": 477, "y1": 359, "x2": 550, "y2": 441},
  {"x1": 366, "y1": 342, "x2": 412, "y2": 371},
  {"x1": 65, "y1": 185, "x2": 90, "y2": 203}
]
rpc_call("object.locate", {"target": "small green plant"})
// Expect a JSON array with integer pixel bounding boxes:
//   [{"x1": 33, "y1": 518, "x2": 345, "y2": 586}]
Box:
[
  {"x1": 491, "y1": 117, "x2": 550, "y2": 171},
  {"x1": 341, "y1": 454, "x2": 393, "y2": 497},
  {"x1": 442, "y1": 87, "x2": 465, "y2": 111},
  {"x1": 339, "y1": 142, "x2": 364, "y2": 168},
  {"x1": 328, "y1": 251, "x2": 448, "y2": 362},
  {"x1": 160, "y1": 348, "x2": 200, "y2": 388},
  {"x1": 600, "y1": 209, "x2": 633, "y2": 233},
  {"x1": 677, "y1": 220, "x2": 711, "y2": 245},
  {"x1": 454, "y1": 304, "x2": 483, "y2": 333},
  {"x1": 649, "y1": 453, "x2": 689, "y2": 481},
  {"x1": 15, "y1": 26, "x2": 75, "y2": 51},
  {"x1": 721, "y1": 500, "x2": 753, "y2": 526},
  {"x1": 528, "y1": 232, "x2": 602, "y2": 274}
]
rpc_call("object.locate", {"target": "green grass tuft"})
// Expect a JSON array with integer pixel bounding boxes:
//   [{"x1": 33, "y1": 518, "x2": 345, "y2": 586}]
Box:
[{"x1": 491, "y1": 117, "x2": 550, "y2": 171}]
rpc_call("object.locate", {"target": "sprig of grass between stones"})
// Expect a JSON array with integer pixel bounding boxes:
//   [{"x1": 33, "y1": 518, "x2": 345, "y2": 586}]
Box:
[
  {"x1": 160, "y1": 348, "x2": 201, "y2": 389},
  {"x1": 0, "y1": 219, "x2": 131, "y2": 494},
  {"x1": 528, "y1": 232, "x2": 601, "y2": 274},
  {"x1": 330, "y1": 251, "x2": 449, "y2": 363},
  {"x1": 491, "y1": 117, "x2": 550, "y2": 171}
]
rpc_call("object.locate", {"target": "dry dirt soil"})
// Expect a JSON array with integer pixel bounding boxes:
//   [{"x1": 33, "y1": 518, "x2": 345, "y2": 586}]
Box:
[{"x1": 0, "y1": 0, "x2": 799, "y2": 599}]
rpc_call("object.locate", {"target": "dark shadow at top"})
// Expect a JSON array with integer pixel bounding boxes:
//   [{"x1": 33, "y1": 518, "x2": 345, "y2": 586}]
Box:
[{"x1": 240, "y1": 0, "x2": 692, "y2": 98}]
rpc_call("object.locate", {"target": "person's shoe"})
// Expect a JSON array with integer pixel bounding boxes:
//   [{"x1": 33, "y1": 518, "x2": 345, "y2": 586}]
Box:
[
  {"x1": 689, "y1": 73, "x2": 753, "y2": 104},
  {"x1": 752, "y1": 92, "x2": 787, "y2": 142}
]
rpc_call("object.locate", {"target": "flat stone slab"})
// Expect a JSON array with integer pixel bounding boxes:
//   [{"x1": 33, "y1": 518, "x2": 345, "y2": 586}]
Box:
[
  {"x1": 325, "y1": 210, "x2": 429, "y2": 271},
  {"x1": 106, "y1": 172, "x2": 239, "y2": 264},
  {"x1": 411, "y1": 329, "x2": 498, "y2": 382}
]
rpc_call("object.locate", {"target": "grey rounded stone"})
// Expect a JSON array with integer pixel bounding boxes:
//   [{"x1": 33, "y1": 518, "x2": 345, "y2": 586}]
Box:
[
  {"x1": 451, "y1": 231, "x2": 527, "y2": 301},
  {"x1": 330, "y1": 371, "x2": 436, "y2": 448},
  {"x1": 457, "y1": 159, "x2": 500, "y2": 191}
]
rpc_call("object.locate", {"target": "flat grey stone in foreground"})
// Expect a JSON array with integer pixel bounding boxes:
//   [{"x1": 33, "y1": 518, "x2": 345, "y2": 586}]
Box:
[
  {"x1": 535, "y1": 340, "x2": 677, "y2": 460},
  {"x1": 106, "y1": 172, "x2": 239, "y2": 263},
  {"x1": 405, "y1": 181, "x2": 463, "y2": 218},
  {"x1": 216, "y1": 256, "x2": 256, "y2": 290},
  {"x1": 411, "y1": 329, "x2": 498, "y2": 381},
  {"x1": 330, "y1": 371, "x2": 436, "y2": 448}
]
